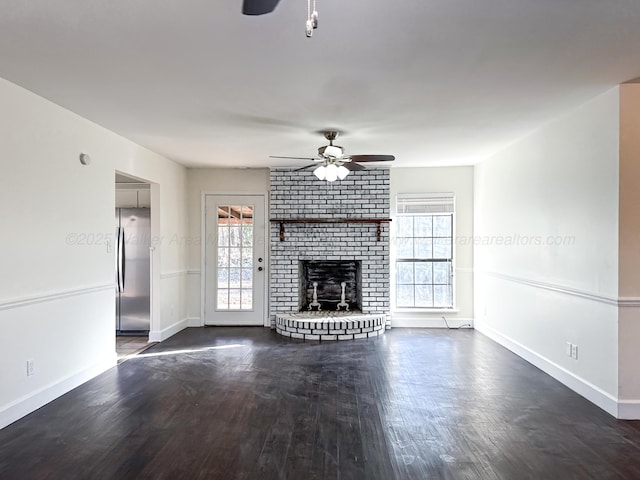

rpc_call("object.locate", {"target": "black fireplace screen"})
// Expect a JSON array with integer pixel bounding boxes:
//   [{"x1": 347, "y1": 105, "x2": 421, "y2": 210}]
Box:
[{"x1": 299, "y1": 260, "x2": 362, "y2": 312}]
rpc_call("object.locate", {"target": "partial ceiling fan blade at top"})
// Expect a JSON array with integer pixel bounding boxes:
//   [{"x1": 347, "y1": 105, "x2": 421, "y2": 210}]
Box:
[
  {"x1": 348, "y1": 155, "x2": 395, "y2": 162},
  {"x1": 269, "y1": 155, "x2": 319, "y2": 161},
  {"x1": 242, "y1": 0, "x2": 280, "y2": 15}
]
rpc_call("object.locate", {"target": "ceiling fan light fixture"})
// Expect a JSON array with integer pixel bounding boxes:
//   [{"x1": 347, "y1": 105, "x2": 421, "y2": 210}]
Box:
[
  {"x1": 325, "y1": 163, "x2": 339, "y2": 182},
  {"x1": 337, "y1": 165, "x2": 350, "y2": 180},
  {"x1": 313, "y1": 165, "x2": 327, "y2": 180}
]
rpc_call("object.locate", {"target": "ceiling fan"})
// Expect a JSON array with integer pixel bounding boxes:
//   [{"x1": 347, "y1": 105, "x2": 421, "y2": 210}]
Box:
[
  {"x1": 242, "y1": 0, "x2": 281, "y2": 15},
  {"x1": 243, "y1": 0, "x2": 320, "y2": 38},
  {"x1": 270, "y1": 131, "x2": 395, "y2": 181}
]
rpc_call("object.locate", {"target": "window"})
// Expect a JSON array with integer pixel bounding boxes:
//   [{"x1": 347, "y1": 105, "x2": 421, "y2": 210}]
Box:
[
  {"x1": 217, "y1": 205, "x2": 254, "y2": 310},
  {"x1": 395, "y1": 194, "x2": 454, "y2": 308}
]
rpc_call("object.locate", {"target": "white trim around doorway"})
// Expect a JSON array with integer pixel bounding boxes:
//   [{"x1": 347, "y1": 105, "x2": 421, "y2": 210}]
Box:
[{"x1": 200, "y1": 192, "x2": 270, "y2": 328}]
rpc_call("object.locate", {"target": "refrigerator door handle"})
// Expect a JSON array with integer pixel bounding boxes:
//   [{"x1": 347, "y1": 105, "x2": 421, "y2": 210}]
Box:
[
  {"x1": 117, "y1": 227, "x2": 125, "y2": 292},
  {"x1": 120, "y1": 227, "x2": 126, "y2": 291},
  {"x1": 115, "y1": 226, "x2": 120, "y2": 292}
]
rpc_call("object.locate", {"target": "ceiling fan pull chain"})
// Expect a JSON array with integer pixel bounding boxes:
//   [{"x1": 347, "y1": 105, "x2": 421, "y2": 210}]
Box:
[
  {"x1": 312, "y1": 0, "x2": 318, "y2": 28},
  {"x1": 305, "y1": 0, "x2": 313, "y2": 37}
]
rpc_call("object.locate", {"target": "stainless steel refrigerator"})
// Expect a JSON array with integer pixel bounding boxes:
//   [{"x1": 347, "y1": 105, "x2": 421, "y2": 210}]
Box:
[{"x1": 115, "y1": 208, "x2": 150, "y2": 334}]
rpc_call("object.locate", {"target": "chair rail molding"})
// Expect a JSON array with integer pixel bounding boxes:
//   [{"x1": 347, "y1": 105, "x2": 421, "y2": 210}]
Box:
[
  {"x1": 0, "y1": 283, "x2": 114, "y2": 311},
  {"x1": 478, "y1": 270, "x2": 618, "y2": 306}
]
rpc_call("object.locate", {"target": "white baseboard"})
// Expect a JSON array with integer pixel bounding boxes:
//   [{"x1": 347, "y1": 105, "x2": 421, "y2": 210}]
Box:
[
  {"x1": 187, "y1": 317, "x2": 202, "y2": 327},
  {"x1": 0, "y1": 354, "x2": 117, "y2": 430},
  {"x1": 618, "y1": 400, "x2": 640, "y2": 420},
  {"x1": 474, "y1": 318, "x2": 620, "y2": 418},
  {"x1": 391, "y1": 314, "x2": 474, "y2": 329},
  {"x1": 149, "y1": 318, "x2": 189, "y2": 342}
]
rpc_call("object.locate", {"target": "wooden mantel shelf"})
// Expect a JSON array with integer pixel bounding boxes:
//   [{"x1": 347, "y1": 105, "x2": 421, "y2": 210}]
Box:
[{"x1": 270, "y1": 218, "x2": 392, "y2": 242}]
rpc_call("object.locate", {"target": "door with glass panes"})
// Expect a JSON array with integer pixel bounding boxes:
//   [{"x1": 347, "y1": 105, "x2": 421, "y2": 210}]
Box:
[{"x1": 204, "y1": 195, "x2": 266, "y2": 325}]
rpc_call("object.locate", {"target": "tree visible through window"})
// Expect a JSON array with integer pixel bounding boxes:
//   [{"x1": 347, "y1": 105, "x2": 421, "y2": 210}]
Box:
[{"x1": 395, "y1": 194, "x2": 454, "y2": 308}]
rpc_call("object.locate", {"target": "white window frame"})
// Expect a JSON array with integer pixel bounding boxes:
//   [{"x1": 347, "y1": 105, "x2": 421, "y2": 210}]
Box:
[{"x1": 392, "y1": 193, "x2": 456, "y2": 312}]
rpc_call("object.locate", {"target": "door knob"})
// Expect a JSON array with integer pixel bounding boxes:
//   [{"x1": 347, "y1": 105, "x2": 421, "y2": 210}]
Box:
[
  {"x1": 258, "y1": 258, "x2": 263, "y2": 262},
  {"x1": 258, "y1": 266, "x2": 263, "y2": 271}
]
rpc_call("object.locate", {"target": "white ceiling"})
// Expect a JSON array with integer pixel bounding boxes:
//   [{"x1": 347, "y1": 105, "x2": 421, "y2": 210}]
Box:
[{"x1": 1, "y1": 0, "x2": 640, "y2": 169}]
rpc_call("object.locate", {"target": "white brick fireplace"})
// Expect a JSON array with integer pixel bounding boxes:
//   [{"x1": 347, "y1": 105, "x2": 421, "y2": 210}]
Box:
[{"x1": 269, "y1": 169, "x2": 391, "y2": 339}]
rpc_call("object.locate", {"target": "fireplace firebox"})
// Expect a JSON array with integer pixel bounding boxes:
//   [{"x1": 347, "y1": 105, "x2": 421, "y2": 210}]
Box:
[{"x1": 299, "y1": 260, "x2": 361, "y2": 312}]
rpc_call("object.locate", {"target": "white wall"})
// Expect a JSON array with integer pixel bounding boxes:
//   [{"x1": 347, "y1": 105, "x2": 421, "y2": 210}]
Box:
[
  {"x1": 390, "y1": 167, "x2": 474, "y2": 327},
  {"x1": 474, "y1": 87, "x2": 620, "y2": 416},
  {"x1": 185, "y1": 168, "x2": 270, "y2": 324},
  {"x1": 0, "y1": 77, "x2": 187, "y2": 428}
]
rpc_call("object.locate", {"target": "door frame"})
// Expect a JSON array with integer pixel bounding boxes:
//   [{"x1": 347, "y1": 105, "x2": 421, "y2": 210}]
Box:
[
  {"x1": 115, "y1": 171, "x2": 157, "y2": 340},
  {"x1": 200, "y1": 191, "x2": 270, "y2": 327}
]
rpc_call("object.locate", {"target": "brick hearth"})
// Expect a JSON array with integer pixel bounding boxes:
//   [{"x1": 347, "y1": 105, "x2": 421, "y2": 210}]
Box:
[{"x1": 275, "y1": 312, "x2": 386, "y2": 341}]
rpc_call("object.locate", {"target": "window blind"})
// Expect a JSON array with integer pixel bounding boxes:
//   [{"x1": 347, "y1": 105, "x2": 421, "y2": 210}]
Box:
[{"x1": 396, "y1": 193, "x2": 454, "y2": 215}]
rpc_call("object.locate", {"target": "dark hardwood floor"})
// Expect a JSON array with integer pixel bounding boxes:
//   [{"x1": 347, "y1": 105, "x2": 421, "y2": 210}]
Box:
[{"x1": 1, "y1": 327, "x2": 639, "y2": 479}]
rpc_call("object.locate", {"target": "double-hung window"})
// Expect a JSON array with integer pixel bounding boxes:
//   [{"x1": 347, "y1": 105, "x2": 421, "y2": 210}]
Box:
[{"x1": 395, "y1": 193, "x2": 454, "y2": 308}]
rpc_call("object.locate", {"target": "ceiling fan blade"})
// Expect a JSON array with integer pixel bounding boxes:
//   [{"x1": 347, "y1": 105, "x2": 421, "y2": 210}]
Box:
[
  {"x1": 242, "y1": 0, "x2": 280, "y2": 15},
  {"x1": 293, "y1": 164, "x2": 318, "y2": 172},
  {"x1": 269, "y1": 155, "x2": 319, "y2": 161},
  {"x1": 348, "y1": 155, "x2": 395, "y2": 162},
  {"x1": 344, "y1": 162, "x2": 366, "y2": 171}
]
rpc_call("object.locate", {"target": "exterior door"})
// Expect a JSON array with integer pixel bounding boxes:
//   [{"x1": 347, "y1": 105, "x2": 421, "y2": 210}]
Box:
[{"x1": 204, "y1": 195, "x2": 266, "y2": 325}]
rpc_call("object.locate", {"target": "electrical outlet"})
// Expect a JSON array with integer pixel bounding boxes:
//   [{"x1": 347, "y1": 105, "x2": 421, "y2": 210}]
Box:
[
  {"x1": 26, "y1": 359, "x2": 34, "y2": 376},
  {"x1": 566, "y1": 342, "x2": 572, "y2": 357},
  {"x1": 571, "y1": 344, "x2": 578, "y2": 360}
]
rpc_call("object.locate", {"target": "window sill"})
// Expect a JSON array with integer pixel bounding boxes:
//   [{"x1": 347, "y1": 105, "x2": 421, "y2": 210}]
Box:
[{"x1": 392, "y1": 308, "x2": 459, "y2": 314}]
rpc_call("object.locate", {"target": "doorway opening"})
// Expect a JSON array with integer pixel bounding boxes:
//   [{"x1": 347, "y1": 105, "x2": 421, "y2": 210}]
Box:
[{"x1": 115, "y1": 172, "x2": 152, "y2": 357}]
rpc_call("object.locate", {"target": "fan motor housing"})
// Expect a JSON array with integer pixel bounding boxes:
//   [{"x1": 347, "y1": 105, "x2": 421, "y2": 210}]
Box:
[{"x1": 318, "y1": 145, "x2": 343, "y2": 158}]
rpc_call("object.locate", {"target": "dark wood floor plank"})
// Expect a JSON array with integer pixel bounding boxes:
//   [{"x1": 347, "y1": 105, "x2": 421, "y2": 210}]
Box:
[
  {"x1": 1, "y1": 327, "x2": 640, "y2": 480},
  {"x1": 336, "y1": 365, "x2": 366, "y2": 480},
  {"x1": 309, "y1": 360, "x2": 340, "y2": 480}
]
